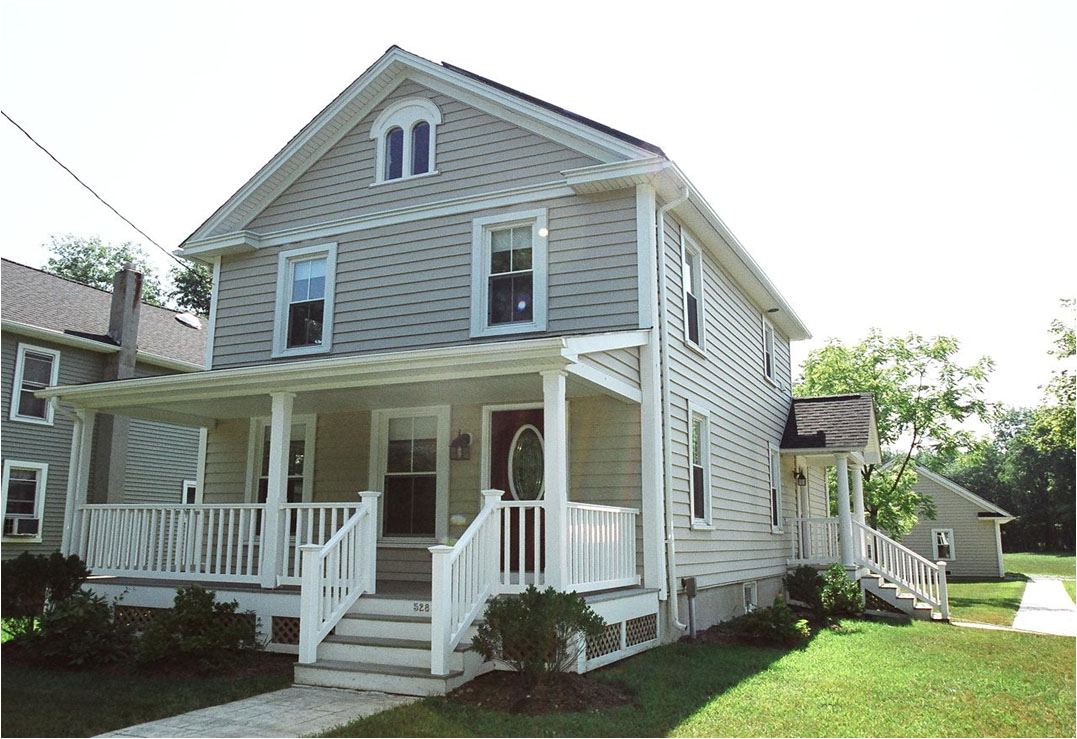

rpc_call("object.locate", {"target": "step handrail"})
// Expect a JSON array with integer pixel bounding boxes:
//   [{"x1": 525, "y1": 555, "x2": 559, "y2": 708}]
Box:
[
  {"x1": 298, "y1": 492, "x2": 380, "y2": 664},
  {"x1": 854, "y1": 520, "x2": 950, "y2": 619}
]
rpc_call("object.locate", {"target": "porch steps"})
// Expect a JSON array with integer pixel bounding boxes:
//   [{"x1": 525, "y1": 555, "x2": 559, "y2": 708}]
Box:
[
  {"x1": 859, "y1": 574, "x2": 938, "y2": 621},
  {"x1": 294, "y1": 659, "x2": 474, "y2": 696}
]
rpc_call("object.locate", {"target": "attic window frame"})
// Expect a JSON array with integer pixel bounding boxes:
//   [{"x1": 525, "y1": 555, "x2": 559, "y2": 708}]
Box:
[
  {"x1": 680, "y1": 231, "x2": 706, "y2": 354},
  {"x1": 9, "y1": 343, "x2": 60, "y2": 426},
  {"x1": 369, "y1": 98, "x2": 442, "y2": 185}
]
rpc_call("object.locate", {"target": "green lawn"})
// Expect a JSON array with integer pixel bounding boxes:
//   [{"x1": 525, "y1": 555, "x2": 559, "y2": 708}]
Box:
[
  {"x1": 1005, "y1": 552, "x2": 1076, "y2": 578},
  {"x1": 0, "y1": 651, "x2": 294, "y2": 737},
  {"x1": 947, "y1": 578, "x2": 1027, "y2": 626},
  {"x1": 1065, "y1": 580, "x2": 1076, "y2": 604},
  {"x1": 321, "y1": 620, "x2": 1075, "y2": 738}
]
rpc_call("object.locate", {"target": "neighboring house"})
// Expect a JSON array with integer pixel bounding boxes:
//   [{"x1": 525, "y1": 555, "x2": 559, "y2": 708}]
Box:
[
  {"x1": 36, "y1": 47, "x2": 949, "y2": 695},
  {"x1": 1, "y1": 259, "x2": 205, "y2": 558},
  {"x1": 903, "y1": 465, "x2": 1013, "y2": 578}
]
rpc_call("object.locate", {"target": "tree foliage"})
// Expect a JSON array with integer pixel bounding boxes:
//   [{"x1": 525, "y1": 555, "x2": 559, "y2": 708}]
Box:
[
  {"x1": 44, "y1": 234, "x2": 164, "y2": 306},
  {"x1": 796, "y1": 330, "x2": 993, "y2": 536},
  {"x1": 168, "y1": 260, "x2": 213, "y2": 315}
]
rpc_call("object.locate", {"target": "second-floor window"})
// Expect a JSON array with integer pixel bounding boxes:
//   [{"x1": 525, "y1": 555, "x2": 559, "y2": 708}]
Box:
[
  {"x1": 689, "y1": 404, "x2": 712, "y2": 527},
  {"x1": 682, "y1": 233, "x2": 705, "y2": 351},
  {"x1": 9, "y1": 343, "x2": 60, "y2": 425},
  {"x1": 768, "y1": 443, "x2": 783, "y2": 533},
  {"x1": 762, "y1": 318, "x2": 776, "y2": 383},
  {"x1": 273, "y1": 243, "x2": 337, "y2": 358},
  {"x1": 370, "y1": 98, "x2": 442, "y2": 184},
  {"x1": 470, "y1": 209, "x2": 548, "y2": 337}
]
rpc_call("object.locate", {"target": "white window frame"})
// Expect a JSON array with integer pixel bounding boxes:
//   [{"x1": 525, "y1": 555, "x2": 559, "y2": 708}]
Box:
[
  {"x1": 272, "y1": 243, "x2": 337, "y2": 358},
  {"x1": 369, "y1": 405, "x2": 451, "y2": 545},
  {"x1": 245, "y1": 415, "x2": 318, "y2": 504},
  {"x1": 469, "y1": 208, "x2": 549, "y2": 338},
  {"x1": 743, "y1": 581, "x2": 758, "y2": 613},
  {"x1": 182, "y1": 479, "x2": 200, "y2": 505},
  {"x1": 2, "y1": 460, "x2": 48, "y2": 543},
  {"x1": 680, "y1": 231, "x2": 706, "y2": 354},
  {"x1": 369, "y1": 98, "x2": 443, "y2": 185},
  {"x1": 768, "y1": 442, "x2": 783, "y2": 533},
  {"x1": 762, "y1": 316, "x2": 777, "y2": 384},
  {"x1": 9, "y1": 343, "x2": 60, "y2": 425},
  {"x1": 688, "y1": 401, "x2": 713, "y2": 529},
  {"x1": 932, "y1": 527, "x2": 956, "y2": 561}
]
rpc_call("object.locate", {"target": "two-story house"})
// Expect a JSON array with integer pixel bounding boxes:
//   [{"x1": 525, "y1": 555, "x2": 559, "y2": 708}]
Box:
[
  {"x1": 2, "y1": 259, "x2": 205, "y2": 558},
  {"x1": 37, "y1": 47, "x2": 949, "y2": 695}
]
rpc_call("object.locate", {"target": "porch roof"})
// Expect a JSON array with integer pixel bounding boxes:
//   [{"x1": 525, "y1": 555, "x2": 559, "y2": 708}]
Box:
[
  {"x1": 38, "y1": 331, "x2": 647, "y2": 427},
  {"x1": 780, "y1": 393, "x2": 882, "y2": 465}
]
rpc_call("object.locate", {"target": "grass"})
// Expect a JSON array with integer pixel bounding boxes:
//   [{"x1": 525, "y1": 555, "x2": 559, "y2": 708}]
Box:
[
  {"x1": 320, "y1": 620, "x2": 1075, "y2": 738},
  {"x1": 0, "y1": 650, "x2": 294, "y2": 738},
  {"x1": 1004, "y1": 552, "x2": 1076, "y2": 578},
  {"x1": 1065, "y1": 580, "x2": 1076, "y2": 604},
  {"x1": 947, "y1": 578, "x2": 1027, "y2": 626}
]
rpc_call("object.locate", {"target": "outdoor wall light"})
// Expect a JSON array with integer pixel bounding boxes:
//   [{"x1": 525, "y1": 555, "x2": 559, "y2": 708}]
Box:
[
  {"x1": 795, "y1": 468, "x2": 808, "y2": 487},
  {"x1": 449, "y1": 431, "x2": 472, "y2": 461}
]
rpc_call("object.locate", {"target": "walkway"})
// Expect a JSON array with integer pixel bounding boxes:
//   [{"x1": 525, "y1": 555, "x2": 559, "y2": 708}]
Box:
[
  {"x1": 95, "y1": 685, "x2": 417, "y2": 738},
  {"x1": 1011, "y1": 576, "x2": 1077, "y2": 637}
]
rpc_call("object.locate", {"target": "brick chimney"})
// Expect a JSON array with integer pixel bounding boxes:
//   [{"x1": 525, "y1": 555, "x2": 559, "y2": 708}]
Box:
[{"x1": 94, "y1": 263, "x2": 143, "y2": 503}]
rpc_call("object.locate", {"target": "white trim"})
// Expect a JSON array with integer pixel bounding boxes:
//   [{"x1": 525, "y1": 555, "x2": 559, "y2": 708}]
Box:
[
  {"x1": 762, "y1": 316, "x2": 777, "y2": 385},
  {"x1": 182, "y1": 479, "x2": 199, "y2": 505},
  {"x1": 913, "y1": 466, "x2": 1013, "y2": 517},
  {"x1": 565, "y1": 362, "x2": 642, "y2": 404},
  {"x1": 369, "y1": 97, "x2": 442, "y2": 184},
  {"x1": 245, "y1": 414, "x2": 318, "y2": 504},
  {"x1": 369, "y1": 405, "x2": 451, "y2": 544},
  {"x1": 931, "y1": 527, "x2": 956, "y2": 561},
  {"x1": 680, "y1": 231, "x2": 706, "y2": 353},
  {"x1": 469, "y1": 208, "x2": 548, "y2": 338},
  {"x1": 194, "y1": 426, "x2": 208, "y2": 502},
  {"x1": 994, "y1": 520, "x2": 1006, "y2": 578},
  {"x1": 205, "y1": 256, "x2": 221, "y2": 368},
  {"x1": 507, "y1": 424, "x2": 545, "y2": 500},
  {"x1": 271, "y1": 243, "x2": 337, "y2": 359},
  {"x1": 9, "y1": 343, "x2": 60, "y2": 425},
  {"x1": 768, "y1": 442, "x2": 783, "y2": 534},
  {"x1": 635, "y1": 183, "x2": 657, "y2": 329},
  {"x1": 2, "y1": 460, "x2": 48, "y2": 542},
  {"x1": 687, "y1": 400, "x2": 712, "y2": 529}
]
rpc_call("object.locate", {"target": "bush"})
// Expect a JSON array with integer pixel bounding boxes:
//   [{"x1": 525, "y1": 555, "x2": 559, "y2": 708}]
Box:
[
  {"x1": 1, "y1": 553, "x2": 90, "y2": 640},
  {"x1": 784, "y1": 566, "x2": 824, "y2": 611},
  {"x1": 38, "y1": 590, "x2": 133, "y2": 666},
  {"x1": 136, "y1": 585, "x2": 257, "y2": 672},
  {"x1": 819, "y1": 563, "x2": 864, "y2": 616},
  {"x1": 472, "y1": 586, "x2": 605, "y2": 687},
  {"x1": 724, "y1": 600, "x2": 811, "y2": 646}
]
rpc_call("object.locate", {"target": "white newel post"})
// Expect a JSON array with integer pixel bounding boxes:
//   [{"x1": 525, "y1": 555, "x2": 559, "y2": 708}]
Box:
[
  {"x1": 937, "y1": 561, "x2": 950, "y2": 620},
  {"x1": 359, "y1": 491, "x2": 381, "y2": 593},
  {"x1": 298, "y1": 544, "x2": 322, "y2": 663},
  {"x1": 260, "y1": 392, "x2": 294, "y2": 589},
  {"x1": 429, "y1": 544, "x2": 453, "y2": 676},
  {"x1": 851, "y1": 462, "x2": 866, "y2": 559},
  {"x1": 482, "y1": 489, "x2": 504, "y2": 587},
  {"x1": 834, "y1": 454, "x2": 855, "y2": 568},
  {"x1": 542, "y1": 370, "x2": 569, "y2": 591}
]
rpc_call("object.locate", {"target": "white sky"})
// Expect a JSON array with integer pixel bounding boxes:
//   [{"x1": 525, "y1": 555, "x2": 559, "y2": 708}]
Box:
[{"x1": 1, "y1": 0, "x2": 1073, "y2": 414}]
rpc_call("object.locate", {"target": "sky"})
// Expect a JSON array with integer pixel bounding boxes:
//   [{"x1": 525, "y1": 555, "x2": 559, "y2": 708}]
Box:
[{"x1": 1, "y1": 0, "x2": 1074, "y2": 417}]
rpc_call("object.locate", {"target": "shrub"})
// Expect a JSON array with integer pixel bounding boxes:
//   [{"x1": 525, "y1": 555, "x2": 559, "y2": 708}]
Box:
[
  {"x1": 136, "y1": 585, "x2": 257, "y2": 672},
  {"x1": 472, "y1": 586, "x2": 605, "y2": 687},
  {"x1": 1, "y1": 552, "x2": 90, "y2": 640},
  {"x1": 819, "y1": 562, "x2": 864, "y2": 616},
  {"x1": 784, "y1": 566, "x2": 824, "y2": 611},
  {"x1": 38, "y1": 590, "x2": 133, "y2": 666},
  {"x1": 724, "y1": 600, "x2": 811, "y2": 646}
]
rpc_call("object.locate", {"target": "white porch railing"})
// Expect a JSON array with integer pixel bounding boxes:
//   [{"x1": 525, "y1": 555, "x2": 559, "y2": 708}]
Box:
[
  {"x1": 297, "y1": 492, "x2": 380, "y2": 664},
  {"x1": 280, "y1": 503, "x2": 363, "y2": 583},
  {"x1": 497, "y1": 500, "x2": 547, "y2": 592},
  {"x1": 855, "y1": 520, "x2": 950, "y2": 619},
  {"x1": 789, "y1": 516, "x2": 841, "y2": 564},
  {"x1": 75, "y1": 504, "x2": 265, "y2": 582},
  {"x1": 567, "y1": 502, "x2": 639, "y2": 592}
]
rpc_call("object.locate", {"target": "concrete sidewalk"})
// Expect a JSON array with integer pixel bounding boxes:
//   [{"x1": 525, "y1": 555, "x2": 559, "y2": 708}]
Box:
[
  {"x1": 95, "y1": 685, "x2": 417, "y2": 738},
  {"x1": 1010, "y1": 576, "x2": 1077, "y2": 637}
]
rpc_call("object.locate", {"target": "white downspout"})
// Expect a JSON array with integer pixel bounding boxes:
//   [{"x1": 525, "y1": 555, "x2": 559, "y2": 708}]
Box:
[{"x1": 657, "y1": 186, "x2": 690, "y2": 632}]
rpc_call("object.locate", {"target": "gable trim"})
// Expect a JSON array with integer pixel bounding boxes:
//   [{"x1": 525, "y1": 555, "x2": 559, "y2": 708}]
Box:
[{"x1": 914, "y1": 466, "x2": 1012, "y2": 518}]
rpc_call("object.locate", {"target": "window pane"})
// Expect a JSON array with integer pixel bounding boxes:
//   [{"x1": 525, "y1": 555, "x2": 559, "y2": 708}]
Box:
[
  {"x1": 686, "y1": 293, "x2": 700, "y2": 345},
  {"x1": 692, "y1": 465, "x2": 705, "y2": 519},
  {"x1": 386, "y1": 127, "x2": 403, "y2": 180},
  {"x1": 411, "y1": 437, "x2": 437, "y2": 473},
  {"x1": 411, "y1": 121, "x2": 430, "y2": 175},
  {"x1": 288, "y1": 439, "x2": 305, "y2": 476},
  {"x1": 22, "y1": 354, "x2": 53, "y2": 386},
  {"x1": 512, "y1": 247, "x2": 532, "y2": 271},
  {"x1": 489, "y1": 275, "x2": 515, "y2": 324},
  {"x1": 512, "y1": 275, "x2": 533, "y2": 321},
  {"x1": 18, "y1": 390, "x2": 48, "y2": 419},
  {"x1": 412, "y1": 416, "x2": 437, "y2": 440},
  {"x1": 387, "y1": 439, "x2": 412, "y2": 473},
  {"x1": 771, "y1": 488, "x2": 780, "y2": 526},
  {"x1": 691, "y1": 417, "x2": 703, "y2": 464},
  {"x1": 384, "y1": 475, "x2": 436, "y2": 536},
  {"x1": 287, "y1": 300, "x2": 324, "y2": 347}
]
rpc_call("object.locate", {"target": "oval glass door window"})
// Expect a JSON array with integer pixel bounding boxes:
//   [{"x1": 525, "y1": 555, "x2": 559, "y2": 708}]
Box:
[{"x1": 508, "y1": 424, "x2": 544, "y2": 500}]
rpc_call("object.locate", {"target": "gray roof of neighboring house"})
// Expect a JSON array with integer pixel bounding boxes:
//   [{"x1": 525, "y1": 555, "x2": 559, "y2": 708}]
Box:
[
  {"x1": 1, "y1": 259, "x2": 206, "y2": 366},
  {"x1": 781, "y1": 393, "x2": 876, "y2": 450}
]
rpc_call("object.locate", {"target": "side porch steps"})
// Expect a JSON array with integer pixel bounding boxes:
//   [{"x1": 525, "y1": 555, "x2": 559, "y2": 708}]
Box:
[{"x1": 858, "y1": 573, "x2": 942, "y2": 621}]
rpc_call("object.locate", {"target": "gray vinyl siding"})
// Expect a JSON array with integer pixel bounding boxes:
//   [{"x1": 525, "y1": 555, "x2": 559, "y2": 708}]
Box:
[
  {"x1": 247, "y1": 81, "x2": 601, "y2": 234},
  {"x1": 903, "y1": 474, "x2": 1004, "y2": 578},
  {"x1": 579, "y1": 347, "x2": 641, "y2": 391},
  {"x1": 212, "y1": 189, "x2": 638, "y2": 368},
  {"x1": 201, "y1": 419, "x2": 250, "y2": 503},
  {"x1": 661, "y1": 215, "x2": 795, "y2": 589},
  {"x1": 122, "y1": 419, "x2": 199, "y2": 504}
]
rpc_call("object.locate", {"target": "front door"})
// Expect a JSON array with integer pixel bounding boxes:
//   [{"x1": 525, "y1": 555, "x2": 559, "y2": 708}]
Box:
[{"x1": 489, "y1": 409, "x2": 545, "y2": 575}]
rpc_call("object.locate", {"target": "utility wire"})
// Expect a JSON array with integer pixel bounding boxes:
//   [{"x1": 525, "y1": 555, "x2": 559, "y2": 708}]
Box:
[{"x1": 2, "y1": 110, "x2": 194, "y2": 273}]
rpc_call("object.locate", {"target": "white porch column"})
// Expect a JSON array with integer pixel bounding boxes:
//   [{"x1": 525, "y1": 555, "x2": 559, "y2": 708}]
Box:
[
  {"x1": 260, "y1": 392, "x2": 294, "y2": 589},
  {"x1": 851, "y1": 461, "x2": 866, "y2": 559},
  {"x1": 834, "y1": 454, "x2": 855, "y2": 567},
  {"x1": 61, "y1": 409, "x2": 95, "y2": 556},
  {"x1": 542, "y1": 370, "x2": 569, "y2": 591}
]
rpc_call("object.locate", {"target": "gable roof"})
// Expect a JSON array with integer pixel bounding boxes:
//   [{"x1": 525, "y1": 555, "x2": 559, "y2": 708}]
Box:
[
  {"x1": 781, "y1": 393, "x2": 880, "y2": 460},
  {"x1": 1, "y1": 259, "x2": 206, "y2": 368},
  {"x1": 913, "y1": 465, "x2": 1013, "y2": 518}
]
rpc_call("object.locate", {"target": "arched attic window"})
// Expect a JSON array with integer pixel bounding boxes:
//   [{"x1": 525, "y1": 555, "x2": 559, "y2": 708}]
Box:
[{"x1": 370, "y1": 98, "x2": 442, "y2": 184}]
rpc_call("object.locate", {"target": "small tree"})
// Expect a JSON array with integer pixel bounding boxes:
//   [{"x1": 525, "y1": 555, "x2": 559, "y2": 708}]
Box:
[
  {"x1": 168, "y1": 260, "x2": 213, "y2": 315},
  {"x1": 0, "y1": 552, "x2": 90, "y2": 639},
  {"x1": 44, "y1": 234, "x2": 164, "y2": 306}
]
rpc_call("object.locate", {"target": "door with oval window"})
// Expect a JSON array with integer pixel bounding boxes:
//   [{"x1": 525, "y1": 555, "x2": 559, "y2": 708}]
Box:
[{"x1": 490, "y1": 409, "x2": 545, "y2": 577}]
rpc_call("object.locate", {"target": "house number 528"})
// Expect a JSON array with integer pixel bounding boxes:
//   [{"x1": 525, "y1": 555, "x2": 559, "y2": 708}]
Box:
[{"x1": 413, "y1": 602, "x2": 430, "y2": 612}]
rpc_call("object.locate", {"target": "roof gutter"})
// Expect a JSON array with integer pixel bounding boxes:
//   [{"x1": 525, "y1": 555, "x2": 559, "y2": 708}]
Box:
[{"x1": 2, "y1": 320, "x2": 204, "y2": 372}]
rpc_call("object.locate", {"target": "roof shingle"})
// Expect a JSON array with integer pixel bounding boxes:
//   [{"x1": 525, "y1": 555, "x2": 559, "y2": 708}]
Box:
[{"x1": 781, "y1": 393, "x2": 876, "y2": 451}]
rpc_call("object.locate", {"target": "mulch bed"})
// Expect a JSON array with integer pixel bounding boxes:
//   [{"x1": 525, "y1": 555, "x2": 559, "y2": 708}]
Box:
[{"x1": 447, "y1": 670, "x2": 635, "y2": 714}]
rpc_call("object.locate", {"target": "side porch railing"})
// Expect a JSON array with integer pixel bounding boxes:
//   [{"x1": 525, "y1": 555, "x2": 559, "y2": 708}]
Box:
[
  {"x1": 855, "y1": 520, "x2": 950, "y2": 619},
  {"x1": 788, "y1": 516, "x2": 841, "y2": 564}
]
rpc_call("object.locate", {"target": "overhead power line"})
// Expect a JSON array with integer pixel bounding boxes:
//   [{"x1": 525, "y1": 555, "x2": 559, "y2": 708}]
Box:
[{"x1": 2, "y1": 110, "x2": 193, "y2": 273}]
